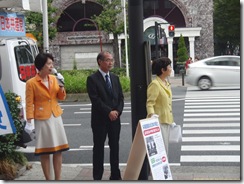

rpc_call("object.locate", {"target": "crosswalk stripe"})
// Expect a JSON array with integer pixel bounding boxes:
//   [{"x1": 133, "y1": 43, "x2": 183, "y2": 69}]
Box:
[
  {"x1": 186, "y1": 99, "x2": 240, "y2": 102},
  {"x1": 184, "y1": 117, "x2": 239, "y2": 122},
  {"x1": 183, "y1": 129, "x2": 240, "y2": 134},
  {"x1": 185, "y1": 96, "x2": 239, "y2": 100},
  {"x1": 181, "y1": 145, "x2": 240, "y2": 151},
  {"x1": 181, "y1": 88, "x2": 240, "y2": 165},
  {"x1": 185, "y1": 102, "x2": 240, "y2": 105},
  {"x1": 183, "y1": 123, "x2": 240, "y2": 127},
  {"x1": 184, "y1": 109, "x2": 239, "y2": 112},
  {"x1": 185, "y1": 105, "x2": 239, "y2": 108},
  {"x1": 182, "y1": 136, "x2": 240, "y2": 142},
  {"x1": 180, "y1": 156, "x2": 240, "y2": 162},
  {"x1": 184, "y1": 112, "x2": 239, "y2": 117}
]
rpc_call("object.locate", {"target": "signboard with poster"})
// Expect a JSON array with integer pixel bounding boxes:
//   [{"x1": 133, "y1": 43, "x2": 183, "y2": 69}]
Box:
[
  {"x1": 140, "y1": 117, "x2": 172, "y2": 180},
  {"x1": 0, "y1": 12, "x2": 26, "y2": 36},
  {"x1": 123, "y1": 117, "x2": 172, "y2": 180}
]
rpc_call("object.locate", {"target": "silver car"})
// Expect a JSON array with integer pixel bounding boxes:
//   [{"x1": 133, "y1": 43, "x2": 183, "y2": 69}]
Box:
[{"x1": 185, "y1": 55, "x2": 240, "y2": 90}]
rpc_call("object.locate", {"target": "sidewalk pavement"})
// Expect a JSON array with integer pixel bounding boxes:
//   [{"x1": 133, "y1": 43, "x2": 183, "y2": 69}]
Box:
[
  {"x1": 14, "y1": 162, "x2": 240, "y2": 181},
  {"x1": 13, "y1": 76, "x2": 240, "y2": 181}
]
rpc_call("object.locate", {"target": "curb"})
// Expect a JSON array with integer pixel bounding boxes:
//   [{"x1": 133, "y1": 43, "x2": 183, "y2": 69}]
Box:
[{"x1": 15, "y1": 163, "x2": 240, "y2": 181}]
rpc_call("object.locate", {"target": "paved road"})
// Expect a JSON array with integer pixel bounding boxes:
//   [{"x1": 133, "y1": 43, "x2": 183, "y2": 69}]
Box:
[
  {"x1": 14, "y1": 85, "x2": 241, "y2": 181},
  {"x1": 180, "y1": 86, "x2": 240, "y2": 166}
]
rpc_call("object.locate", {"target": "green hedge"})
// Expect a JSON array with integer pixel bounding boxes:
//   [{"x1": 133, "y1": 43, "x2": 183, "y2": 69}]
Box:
[
  {"x1": 0, "y1": 93, "x2": 23, "y2": 158},
  {"x1": 0, "y1": 92, "x2": 28, "y2": 179},
  {"x1": 60, "y1": 68, "x2": 130, "y2": 94}
]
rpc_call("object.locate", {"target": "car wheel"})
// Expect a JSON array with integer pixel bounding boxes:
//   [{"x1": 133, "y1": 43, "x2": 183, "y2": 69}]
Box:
[{"x1": 198, "y1": 77, "x2": 212, "y2": 90}]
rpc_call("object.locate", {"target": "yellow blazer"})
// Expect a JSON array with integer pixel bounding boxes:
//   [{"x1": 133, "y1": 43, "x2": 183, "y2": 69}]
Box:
[
  {"x1": 146, "y1": 76, "x2": 174, "y2": 124},
  {"x1": 26, "y1": 74, "x2": 66, "y2": 120}
]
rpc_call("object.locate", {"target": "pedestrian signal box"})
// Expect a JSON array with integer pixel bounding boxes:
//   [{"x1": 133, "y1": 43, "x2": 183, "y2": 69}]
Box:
[{"x1": 168, "y1": 25, "x2": 175, "y2": 37}]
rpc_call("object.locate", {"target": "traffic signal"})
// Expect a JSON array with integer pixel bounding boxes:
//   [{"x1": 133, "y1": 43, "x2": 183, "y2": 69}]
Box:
[{"x1": 168, "y1": 25, "x2": 175, "y2": 37}]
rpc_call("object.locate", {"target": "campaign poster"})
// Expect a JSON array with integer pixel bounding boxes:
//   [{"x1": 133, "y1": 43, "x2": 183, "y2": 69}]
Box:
[
  {"x1": 0, "y1": 12, "x2": 26, "y2": 37},
  {"x1": 140, "y1": 117, "x2": 172, "y2": 180},
  {"x1": 0, "y1": 85, "x2": 16, "y2": 135}
]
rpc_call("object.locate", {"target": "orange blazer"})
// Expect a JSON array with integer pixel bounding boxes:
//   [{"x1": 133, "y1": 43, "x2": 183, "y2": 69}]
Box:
[{"x1": 26, "y1": 74, "x2": 66, "y2": 120}]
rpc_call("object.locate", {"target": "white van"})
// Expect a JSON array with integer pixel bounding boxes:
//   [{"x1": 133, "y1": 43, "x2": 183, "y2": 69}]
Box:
[{"x1": 0, "y1": 36, "x2": 39, "y2": 119}]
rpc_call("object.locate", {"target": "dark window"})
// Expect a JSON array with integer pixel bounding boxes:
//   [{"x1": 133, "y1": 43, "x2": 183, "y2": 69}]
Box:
[
  {"x1": 57, "y1": 2, "x2": 103, "y2": 32},
  {"x1": 205, "y1": 57, "x2": 240, "y2": 66},
  {"x1": 14, "y1": 45, "x2": 36, "y2": 82}
]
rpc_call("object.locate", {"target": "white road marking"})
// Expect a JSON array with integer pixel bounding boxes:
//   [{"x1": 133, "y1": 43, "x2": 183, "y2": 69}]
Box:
[
  {"x1": 183, "y1": 123, "x2": 240, "y2": 128},
  {"x1": 184, "y1": 112, "x2": 240, "y2": 117},
  {"x1": 185, "y1": 102, "x2": 240, "y2": 105},
  {"x1": 183, "y1": 129, "x2": 240, "y2": 134},
  {"x1": 74, "y1": 111, "x2": 131, "y2": 114},
  {"x1": 184, "y1": 109, "x2": 239, "y2": 112},
  {"x1": 64, "y1": 124, "x2": 82, "y2": 126},
  {"x1": 184, "y1": 117, "x2": 239, "y2": 122},
  {"x1": 186, "y1": 99, "x2": 240, "y2": 102},
  {"x1": 181, "y1": 145, "x2": 240, "y2": 151},
  {"x1": 180, "y1": 155, "x2": 240, "y2": 162},
  {"x1": 182, "y1": 136, "x2": 240, "y2": 142},
  {"x1": 185, "y1": 105, "x2": 239, "y2": 109}
]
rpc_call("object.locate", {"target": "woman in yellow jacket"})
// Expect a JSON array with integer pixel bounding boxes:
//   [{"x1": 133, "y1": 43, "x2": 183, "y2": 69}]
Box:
[
  {"x1": 26, "y1": 53, "x2": 69, "y2": 180},
  {"x1": 146, "y1": 57, "x2": 174, "y2": 154}
]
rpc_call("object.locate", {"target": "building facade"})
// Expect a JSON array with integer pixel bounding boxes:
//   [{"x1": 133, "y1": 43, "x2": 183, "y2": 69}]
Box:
[{"x1": 50, "y1": 0, "x2": 214, "y2": 72}]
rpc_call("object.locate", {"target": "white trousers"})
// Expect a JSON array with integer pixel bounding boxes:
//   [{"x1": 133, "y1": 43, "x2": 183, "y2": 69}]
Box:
[{"x1": 160, "y1": 123, "x2": 170, "y2": 155}]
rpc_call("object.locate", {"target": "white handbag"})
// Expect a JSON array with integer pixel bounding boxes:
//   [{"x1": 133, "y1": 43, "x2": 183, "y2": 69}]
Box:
[{"x1": 169, "y1": 123, "x2": 182, "y2": 143}]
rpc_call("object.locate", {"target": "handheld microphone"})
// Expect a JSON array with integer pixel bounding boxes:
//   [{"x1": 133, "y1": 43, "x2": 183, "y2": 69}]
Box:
[
  {"x1": 51, "y1": 68, "x2": 58, "y2": 75},
  {"x1": 51, "y1": 68, "x2": 65, "y2": 85}
]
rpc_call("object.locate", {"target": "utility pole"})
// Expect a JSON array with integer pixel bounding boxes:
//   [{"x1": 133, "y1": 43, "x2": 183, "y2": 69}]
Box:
[
  {"x1": 42, "y1": 0, "x2": 49, "y2": 53},
  {"x1": 42, "y1": 0, "x2": 53, "y2": 179},
  {"x1": 123, "y1": 0, "x2": 129, "y2": 77},
  {"x1": 155, "y1": 21, "x2": 159, "y2": 59},
  {"x1": 128, "y1": 0, "x2": 149, "y2": 180}
]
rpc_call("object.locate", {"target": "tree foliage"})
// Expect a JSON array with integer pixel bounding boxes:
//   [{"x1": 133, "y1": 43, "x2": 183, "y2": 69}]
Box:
[
  {"x1": 92, "y1": 0, "x2": 124, "y2": 67},
  {"x1": 177, "y1": 34, "x2": 188, "y2": 63},
  {"x1": 93, "y1": 0, "x2": 124, "y2": 34},
  {"x1": 214, "y1": 0, "x2": 240, "y2": 55},
  {"x1": 24, "y1": 0, "x2": 58, "y2": 52}
]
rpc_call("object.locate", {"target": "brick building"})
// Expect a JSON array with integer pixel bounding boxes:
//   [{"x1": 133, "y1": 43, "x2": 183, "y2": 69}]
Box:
[{"x1": 50, "y1": 0, "x2": 214, "y2": 73}]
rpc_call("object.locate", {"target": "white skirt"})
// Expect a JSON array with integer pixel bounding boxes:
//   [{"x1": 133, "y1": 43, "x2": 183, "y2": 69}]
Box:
[{"x1": 34, "y1": 114, "x2": 69, "y2": 155}]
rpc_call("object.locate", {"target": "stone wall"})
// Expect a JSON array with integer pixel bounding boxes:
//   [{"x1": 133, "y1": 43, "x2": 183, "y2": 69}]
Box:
[{"x1": 171, "y1": 0, "x2": 214, "y2": 59}]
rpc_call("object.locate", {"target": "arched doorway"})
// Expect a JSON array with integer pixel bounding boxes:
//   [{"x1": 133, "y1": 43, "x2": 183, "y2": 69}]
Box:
[
  {"x1": 57, "y1": 1, "x2": 102, "y2": 32},
  {"x1": 143, "y1": 0, "x2": 186, "y2": 27}
]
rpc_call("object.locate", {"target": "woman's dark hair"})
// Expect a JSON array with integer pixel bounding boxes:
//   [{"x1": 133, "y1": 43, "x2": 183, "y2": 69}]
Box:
[
  {"x1": 34, "y1": 53, "x2": 54, "y2": 71},
  {"x1": 152, "y1": 57, "x2": 171, "y2": 76}
]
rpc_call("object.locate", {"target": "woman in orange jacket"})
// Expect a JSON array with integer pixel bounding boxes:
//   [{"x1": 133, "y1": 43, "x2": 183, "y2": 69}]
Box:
[{"x1": 26, "y1": 53, "x2": 69, "y2": 180}]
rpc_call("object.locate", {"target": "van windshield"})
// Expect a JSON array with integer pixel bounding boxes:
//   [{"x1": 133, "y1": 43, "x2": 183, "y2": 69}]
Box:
[{"x1": 14, "y1": 44, "x2": 37, "y2": 82}]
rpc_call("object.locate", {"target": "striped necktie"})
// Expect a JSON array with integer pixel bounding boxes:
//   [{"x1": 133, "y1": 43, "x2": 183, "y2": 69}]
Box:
[{"x1": 105, "y1": 74, "x2": 113, "y2": 95}]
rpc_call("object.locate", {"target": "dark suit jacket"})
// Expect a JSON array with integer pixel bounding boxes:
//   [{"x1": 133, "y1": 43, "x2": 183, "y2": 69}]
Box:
[{"x1": 86, "y1": 70, "x2": 124, "y2": 127}]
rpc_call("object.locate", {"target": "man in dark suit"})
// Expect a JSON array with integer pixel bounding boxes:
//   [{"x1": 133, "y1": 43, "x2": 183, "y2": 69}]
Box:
[{"x1": 86, "y1": 51, "x2": 124, "y2": 180}]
